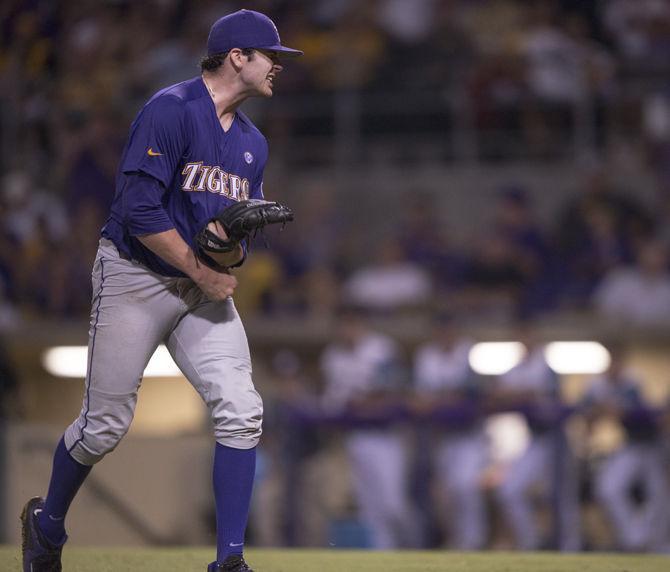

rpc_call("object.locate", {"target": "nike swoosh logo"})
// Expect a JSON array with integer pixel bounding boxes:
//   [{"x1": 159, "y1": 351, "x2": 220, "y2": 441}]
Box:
[
  {"x1": 147, "y1": 148, "x2": 163, "y2": 156},
  {"x1": 229, "y1": 542, "x2": 244, "y2": 547},
  {"x1": 48, "y1": 514, "x2": 65, "y2": 521}
]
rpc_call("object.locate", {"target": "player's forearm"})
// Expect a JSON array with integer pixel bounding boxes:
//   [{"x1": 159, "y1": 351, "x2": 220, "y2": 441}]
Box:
[
  {"x1": 139, "y1": 229, "x2": 239, "y2": 301},
  {"x1": 137, "y1": 229, "x2": 209, "y2": 279}
]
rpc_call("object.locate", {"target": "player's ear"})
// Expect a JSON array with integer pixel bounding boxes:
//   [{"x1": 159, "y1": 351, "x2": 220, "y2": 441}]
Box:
[{"x1": 228, "y1": 48, "x2": 247, "y2": 71}]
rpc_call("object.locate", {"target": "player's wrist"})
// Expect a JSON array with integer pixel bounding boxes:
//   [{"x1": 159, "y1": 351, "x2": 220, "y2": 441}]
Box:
[{"x1": 196, "y1": 246, "x2": 243, "y2": 271}]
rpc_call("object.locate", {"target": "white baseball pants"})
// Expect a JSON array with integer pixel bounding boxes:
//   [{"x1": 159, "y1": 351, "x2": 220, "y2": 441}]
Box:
[{"x1": 64, "y1": 239, "x2": 262, "y2": 465}]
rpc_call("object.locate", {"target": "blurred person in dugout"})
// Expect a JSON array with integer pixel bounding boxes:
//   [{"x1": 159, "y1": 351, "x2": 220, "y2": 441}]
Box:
[
  {"x1": 582, "y1": 346, "x2": 669, "y2": 552},
  {"x1": 261, "y1": 349, "x2": 322, "y2": 547},
  {"x1": 320, "y1": 305, "x2": 419, "y2": 549},
  {"x1": 493, "y1": 325, "x2": 580, "y2": 551},
  {"x1": 412, "y1": 314, "x2": 488, "y2": 550}
]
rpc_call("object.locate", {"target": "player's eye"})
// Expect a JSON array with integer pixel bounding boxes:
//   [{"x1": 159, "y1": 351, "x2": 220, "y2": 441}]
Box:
[{"x1": 257, "y1": 49, "x2": 279, "y2": 64}]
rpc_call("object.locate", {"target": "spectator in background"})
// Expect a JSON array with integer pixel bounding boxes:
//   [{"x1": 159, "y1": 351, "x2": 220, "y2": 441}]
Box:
[
  {"x1": 343, "y1": 236, "x2": 432, "y2": 315},
  {"x1": 592, "y1": 238, "x2": 670, "y2": 329},
  {"x1": 469, "y1": 47, "x2": 527, "y2": 160},
  {"x1": 490, "y1": 186, "x2": 558, "y2": 316},
  {"x1": 558, "y1": 159, "x2": 655, "y2": 250},
  {"x1": 493, "y1": 325, "x2": 580, "y2": 551},
  {"x1": 556, "y1": 161, "x2": 653, "y2": 305},
  {"x1": 459, "y1": 232, "x2": 526, "y2": 322},
  {"x1": 320, "y1": 306, "x2": 418, "y2": 549},
  {"x1": 383, "y1": 0, "x2": 474, "y2": 92},
  {"x1": 0, "y1": 2, "x2": 59, "y2": 172},
  {"x1": 492, "y1": 189, "x2": 545, "y2": 259},
  {"x1": 297, "y1": 3, "x2": 387, "y2": 92},
  {"x1": 400, "y1": 192, "x2": 467, "y2": 294},
  {"x1": 583, "y1": 346, "x2": 669, "y2": 551},
  {"x1": 0, "y1": 170, "x2": 86, "y2": 316},
  {"x1": 520, "y1": 5, "x2": 615, "y2": 156},
  {"x1": 270, "y1": 182, "x2": 342, "y2": 318},
  {"x1": 374, "y1": 0, "x2": 473, "y2": 95},
  {"x1": 1, "y1": 170, "x2": 68, "y2": 248},
  {"x1": 521, "y1": 3, "x2": 585, "y2": 146},
  {"x1": 412, "y1": 314, "x2": 488, "y2": 550},
  {"x1": 129, "y1": 8, "x2": 208, "y2": 95},
  {"x1": 562, "y1": 200, "x2": 631, "y2": 305},
  {"x1": 377, "y1": 0, "x2": 436, "y2": 48},
  {"x1": 0, "y1": 280, "x2": 18, "y2": 333},
  {"x1": 0, "y1": 168, "x2": 96, "y2": 318},
  {"x1": 603, "y1": 0, "x2": 670, "y2": 68},
  {"x1": 63, "y1": 110, "x2": 122, "y2": 216},
  {"x1": 464, "y1": 0, "x2": 527, "y2": 160}
]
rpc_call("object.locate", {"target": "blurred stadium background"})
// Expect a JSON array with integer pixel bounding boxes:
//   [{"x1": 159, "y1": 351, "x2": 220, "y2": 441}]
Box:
[{"x1": 2, "y1": 0, "x2": 670, "y2": 558}]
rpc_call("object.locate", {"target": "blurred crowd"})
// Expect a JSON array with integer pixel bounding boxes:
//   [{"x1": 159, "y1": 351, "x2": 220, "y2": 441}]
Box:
[
  {"x1": 1, "y1": 0, "x2": 670, "y2": 328},
  {"x1": 251, "y1": 309, "x2": 670, "y2": 552}
]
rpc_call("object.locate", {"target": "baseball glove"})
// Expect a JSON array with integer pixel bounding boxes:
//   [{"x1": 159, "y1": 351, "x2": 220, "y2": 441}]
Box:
[{"x1": 195, "y1": 199, "x2": 294, "y2": 256}]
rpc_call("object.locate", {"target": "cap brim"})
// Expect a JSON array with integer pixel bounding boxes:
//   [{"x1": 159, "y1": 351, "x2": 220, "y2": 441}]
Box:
[{"x1": 263, "y1": 45, "x2": 303, "y2": 57}]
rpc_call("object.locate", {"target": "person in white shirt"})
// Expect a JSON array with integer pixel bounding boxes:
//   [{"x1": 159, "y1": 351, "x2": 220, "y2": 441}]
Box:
[
  {"x1": 593, "y1": 239, "x2": 670, "y2": 328},
  {"x1": 343, "y1": 237, "x2": 432, "y2": 313},
  {"x1": 583, "y1": 346, "x2": 669, "y2": 551},
  {"x1": 320, "y1": 306, "x2": 419, "y2": 548},
  {"x1": 494, "y1": 327, "x2": 580, "y2": 551},
  {"x1": 413, "y1": 315, "x2": 488, "y2": 549}
]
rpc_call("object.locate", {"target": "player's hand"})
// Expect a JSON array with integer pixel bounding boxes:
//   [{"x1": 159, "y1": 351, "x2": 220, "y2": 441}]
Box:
[{"x1": 192, "y1": 264, "x2": 238, "y2": 301}]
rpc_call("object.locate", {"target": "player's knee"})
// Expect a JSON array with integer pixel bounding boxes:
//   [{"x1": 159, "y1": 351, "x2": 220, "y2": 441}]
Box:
[
  {"x1": 214, "y1": 422, "x2": 263, "y2": 449},
  {"x1": 66, "y1": 413, "x2": 133, "y2": 465},
  {"x1": 73, "y1": 426, "x2": 130, "y2": 465},
  {"x1": 212, "y1": 390, "x2": 263, "y2": 448}
]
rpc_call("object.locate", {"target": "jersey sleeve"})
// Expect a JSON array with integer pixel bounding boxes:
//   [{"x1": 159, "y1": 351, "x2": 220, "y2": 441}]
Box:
[
  {"x1": 121, "y1": 172, "x2": 175, "y2": 236},
  {"x1": 120, "y1": 95, "x2": 189, "y2": 187}
]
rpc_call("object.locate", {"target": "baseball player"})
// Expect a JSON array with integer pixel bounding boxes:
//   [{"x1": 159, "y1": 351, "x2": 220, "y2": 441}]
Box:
[
  {"x1": 21, "y1": 10, "x2": 302, "y2": 572},
  {"x1": 583, "y1": 347, "x2": 669, "y2": 551},
  {"x1": 494, "y1": 327, "x2": 581, "y2": 551},
  {"x1": 320, "y1": 306, "x2": 419, "y2": 549},
  {"x1": 412, "y1": 315, "x2": 488, "y2": 550}
]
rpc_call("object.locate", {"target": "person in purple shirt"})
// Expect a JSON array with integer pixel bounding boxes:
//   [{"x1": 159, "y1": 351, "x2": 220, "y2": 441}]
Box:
[{"x1": 21, "y1": 10, "x2": 302, "y2": 572}]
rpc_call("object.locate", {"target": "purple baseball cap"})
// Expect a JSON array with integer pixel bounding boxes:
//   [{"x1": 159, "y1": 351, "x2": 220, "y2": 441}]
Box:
[{"x1": 207, "y1": 9, "x2": 303, "y2": 58}]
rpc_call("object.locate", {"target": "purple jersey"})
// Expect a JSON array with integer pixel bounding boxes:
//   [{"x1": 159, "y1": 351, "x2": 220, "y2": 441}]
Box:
[{"x1": 102, "y1": 76, "x2": 267, "y2": 276}]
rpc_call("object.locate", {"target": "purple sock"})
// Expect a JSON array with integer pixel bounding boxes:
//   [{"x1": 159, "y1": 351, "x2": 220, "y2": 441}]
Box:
[
  {"x1": 38, "y1": 437, "x2": 92, "y2": 545},
  {"x1": 213, "y1": 443, "x2": 256, "y2": 562}
]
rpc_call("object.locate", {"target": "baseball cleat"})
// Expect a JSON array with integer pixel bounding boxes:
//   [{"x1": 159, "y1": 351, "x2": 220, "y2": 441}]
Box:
[
  {"x1": 208, "y1": 555, "x2": 254, "y2": 571},
  {"x1": 21, "y1": 496, "x2": 66, "y2": 572}
]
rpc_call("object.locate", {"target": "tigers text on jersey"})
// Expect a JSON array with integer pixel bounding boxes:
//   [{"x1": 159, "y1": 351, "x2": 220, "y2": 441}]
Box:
[{"x1": 102, "y1": 76, "x2": 268, "y2": 276}]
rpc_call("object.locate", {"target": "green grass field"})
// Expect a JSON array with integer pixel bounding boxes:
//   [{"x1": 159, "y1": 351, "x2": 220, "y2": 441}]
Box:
[{"x1": 1, "y1": 547, "x2": 668, "y2": 572}]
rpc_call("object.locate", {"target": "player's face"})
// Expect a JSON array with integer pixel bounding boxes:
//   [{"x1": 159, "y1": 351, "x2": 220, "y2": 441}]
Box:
[{"x1": 244, "y1": 49, "x2": 283, "y2": 97}]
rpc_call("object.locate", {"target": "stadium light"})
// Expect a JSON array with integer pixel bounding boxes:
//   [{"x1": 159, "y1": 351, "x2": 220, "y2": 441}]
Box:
[
  {"x1": 42, "y1": 345, "x2": 183, "y2": 378},
  {"x1": 544, "y1": 341, "x2": 611, "y2": 375},
  {"x1": 468, "y1": 342, "x2": 526, "y2": 375}
]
